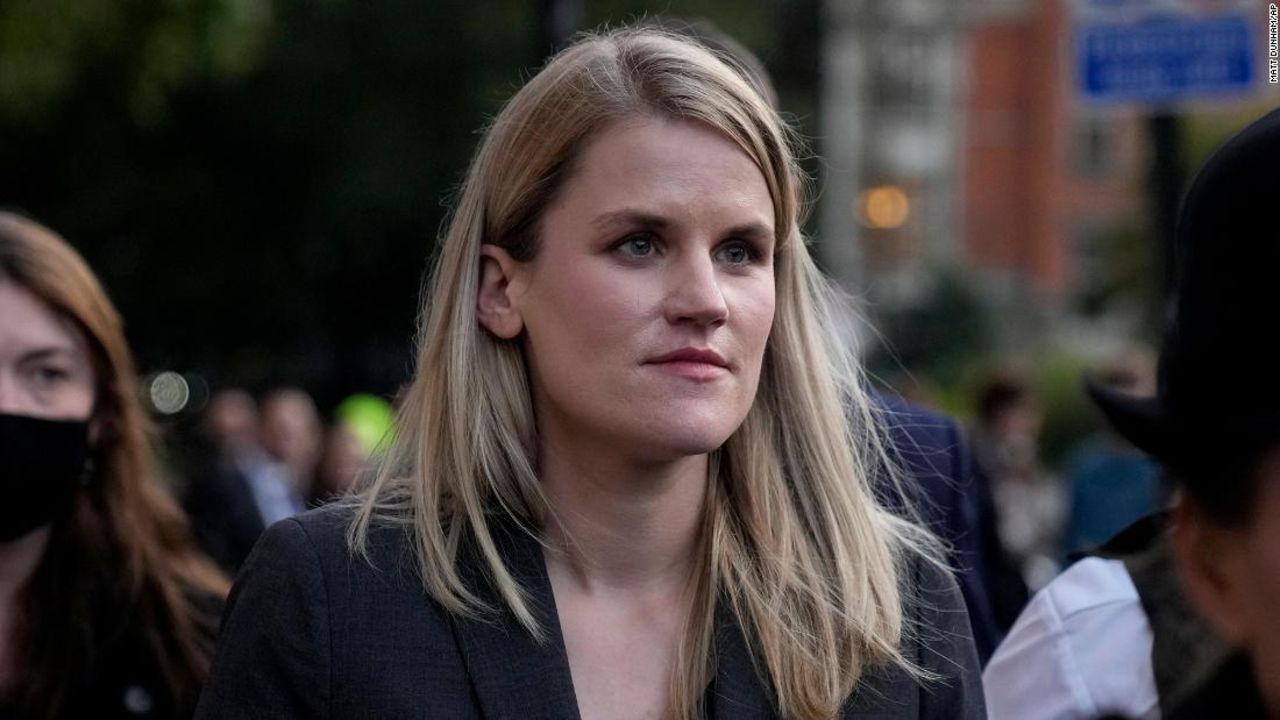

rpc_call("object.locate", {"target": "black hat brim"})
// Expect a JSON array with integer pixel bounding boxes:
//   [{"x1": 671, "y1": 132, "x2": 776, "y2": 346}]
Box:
[{"x1": 1084, "y1": 375, "x2": 1173, "y2": 462}]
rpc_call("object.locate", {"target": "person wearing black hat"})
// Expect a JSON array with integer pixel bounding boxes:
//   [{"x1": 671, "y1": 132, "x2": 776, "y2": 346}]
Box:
[{"x1": 984, "y1": 106, "x2": 1280, "y2": 720}]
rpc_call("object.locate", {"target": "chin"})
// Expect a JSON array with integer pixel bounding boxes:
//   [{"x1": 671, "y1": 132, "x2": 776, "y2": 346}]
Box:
[
  {"x1": 661, "y1": 434, "x2": 727, "y2": 457},
  {"x1": 629, "y1": 415, "x2": 741, "y2": 460}
]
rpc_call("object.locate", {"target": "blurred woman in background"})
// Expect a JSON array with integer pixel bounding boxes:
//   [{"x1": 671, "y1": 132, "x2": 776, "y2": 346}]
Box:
[{"x1": 0, "y1": 211, "x2": 227, "y2": 719}]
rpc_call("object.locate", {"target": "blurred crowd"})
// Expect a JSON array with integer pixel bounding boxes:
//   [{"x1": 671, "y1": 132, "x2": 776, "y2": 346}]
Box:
[
  {"x1": 179, "y1": 387, "x2": 394, "y2": 575},
  {"x1": 966, "y1": 355, "x2": 1164, "y2": 595},
  {"x1": 178, "y1": 356, "x2": 1168, "y2": 603}
]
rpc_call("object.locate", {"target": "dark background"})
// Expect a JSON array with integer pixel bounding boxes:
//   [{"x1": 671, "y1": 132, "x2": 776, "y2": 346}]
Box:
[{"x1": 0, "y1": 0, "x2": 815, "y2": 410}]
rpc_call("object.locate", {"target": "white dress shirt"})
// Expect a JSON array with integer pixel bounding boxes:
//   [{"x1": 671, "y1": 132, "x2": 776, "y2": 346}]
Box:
[{"x1": 983, "y1": 556, "x2": 1160, "y2": 720}]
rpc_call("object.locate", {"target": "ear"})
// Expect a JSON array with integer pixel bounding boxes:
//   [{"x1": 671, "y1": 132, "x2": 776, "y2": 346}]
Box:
[
  {"x1": 1172, "y1": 494, "x2": 1251, "y2": 646},
  {"x1": 477, "y1": 244, "x2": 526, "y2": 340}
]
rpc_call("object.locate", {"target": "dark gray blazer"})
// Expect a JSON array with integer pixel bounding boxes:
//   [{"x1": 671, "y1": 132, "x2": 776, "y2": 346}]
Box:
[{"x1": 195, "y1": 504, "x2": 985, "y2": 719}]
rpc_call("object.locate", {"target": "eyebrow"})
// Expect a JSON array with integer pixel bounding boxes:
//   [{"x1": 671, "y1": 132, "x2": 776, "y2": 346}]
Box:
[
  {"x1": 591, "y1": 209, "x2": 775, "y2": 242},
  {"x1": 18, "y1": 346, "x2": 79, "y2": 363},
  {"x1": 592, "y1": 210, "x2": 671, "y2": 233}
]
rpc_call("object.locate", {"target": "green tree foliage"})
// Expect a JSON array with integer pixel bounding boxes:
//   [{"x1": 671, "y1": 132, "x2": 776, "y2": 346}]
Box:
[
  {"x1": 0, "y1": 0, "x2": 273, "y2": 126},
  {"x1": 1, "y1": 0, "x2": 536, "y2": 401},
  {"x1": 0, "y1": 0, "x2": 809, "y2": 405},
  {"x1": 867, "y1": 268, "x2": 995, "y2": 395}
]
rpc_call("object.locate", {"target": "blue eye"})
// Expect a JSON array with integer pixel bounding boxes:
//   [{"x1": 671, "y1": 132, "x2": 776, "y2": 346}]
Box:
[
  {"x1": 616, "y1": 234, "x2": 658, "y2": 257},
  {"x1": 715, "y1": 241, "x2": 759, "y2": 266}
]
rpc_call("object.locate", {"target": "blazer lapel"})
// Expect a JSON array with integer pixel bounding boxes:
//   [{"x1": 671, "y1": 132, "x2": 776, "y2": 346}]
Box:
[
  {"x1": 449, "y1": 519, "x2": 581, "y2": 720},
  {"x1": 708, "y1": 605, "x2": 918, "y2": 719},
  {"x1": 449, "y1": 525, "x2": 790, "y2": 720},
  {"x1": 709, "y1": 602, "x2": 776, "y2": 720}
]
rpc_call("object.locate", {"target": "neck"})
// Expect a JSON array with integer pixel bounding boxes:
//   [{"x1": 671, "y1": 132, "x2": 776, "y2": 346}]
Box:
[{"x1": 538, "y1": 439, "x2": 708, "y2": 594}]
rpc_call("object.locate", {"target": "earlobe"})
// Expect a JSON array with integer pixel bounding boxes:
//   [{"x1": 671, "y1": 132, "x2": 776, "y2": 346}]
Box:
[
  {"x1": 476, "y1": 244, "x2": 525, "y2": 340},
  {"x1": 1172, "y1": 499, "x2": 1250, "y2": 646}
]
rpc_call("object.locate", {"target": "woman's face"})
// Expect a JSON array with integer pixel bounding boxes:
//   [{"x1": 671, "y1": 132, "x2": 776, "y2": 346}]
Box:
[
  {"x1": 482, "y1": 117, "x2": 776, "y2": 462},
  {"x1": 0, "y1": 281, "x2": 95, "y2": 421}
]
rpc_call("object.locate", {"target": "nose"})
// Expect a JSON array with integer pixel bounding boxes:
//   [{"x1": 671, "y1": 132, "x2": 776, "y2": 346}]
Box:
[{"x1": 664, "y1": 253, "x2": 729, "y2": 327}]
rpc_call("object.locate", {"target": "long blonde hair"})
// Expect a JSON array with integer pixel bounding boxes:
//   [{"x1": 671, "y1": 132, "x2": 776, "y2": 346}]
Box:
[{"x1": 350, "y1": 27, "x2": 937, "y2": 719}]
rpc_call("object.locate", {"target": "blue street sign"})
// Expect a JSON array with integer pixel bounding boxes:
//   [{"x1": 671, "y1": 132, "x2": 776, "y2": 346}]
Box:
[{"x1": 1078, "y1": 12, "x2": 1257, "y2": 104}]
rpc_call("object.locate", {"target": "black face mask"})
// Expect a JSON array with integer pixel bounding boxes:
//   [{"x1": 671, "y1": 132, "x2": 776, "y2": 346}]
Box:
[{"x1": 0, "y1": 413, "x2": 91, "y2": 542}]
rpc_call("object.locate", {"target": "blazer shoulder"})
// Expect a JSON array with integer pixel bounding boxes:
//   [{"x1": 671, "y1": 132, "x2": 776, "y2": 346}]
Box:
[
  {"x1": 903, "y1": 551, "x2": 987, "y2": 719},
  {"x1": 842, "y1": 553, "x2": 985, "y2": 719},
  {"x1": 275, "y1": 502, "x2": 429, "y2": 598},
  {"x1": 200, "y1": 503, "x2": 469, "y2": 718},
  {"x1": 279, "y1": 501, "x2": 356, "y2": 552}
]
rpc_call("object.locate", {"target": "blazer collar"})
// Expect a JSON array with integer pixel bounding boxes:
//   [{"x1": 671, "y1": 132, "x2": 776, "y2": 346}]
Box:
[
  {"x1": 709, "y1": 600, "x2": 777, "y2": 719},
  {"x1": 448, "y1": 517, "x2": 779, "y2": 720},
  {"x1": 449, "y1": 517, "x2": 582, "y2": 720}
]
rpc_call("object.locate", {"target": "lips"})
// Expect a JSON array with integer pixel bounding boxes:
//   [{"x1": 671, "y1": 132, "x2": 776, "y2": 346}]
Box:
[
  {"x1": 647, "y1": 347, "x2": 730, "y2": 368},
  {"x1": 644, "y1": 348, "x2": 731, "y2": 382}
]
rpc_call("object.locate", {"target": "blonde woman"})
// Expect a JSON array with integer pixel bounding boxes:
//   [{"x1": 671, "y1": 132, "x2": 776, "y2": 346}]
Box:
[{"x1": 198, "y1": 27, "x2": 983, "y2": 720}]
